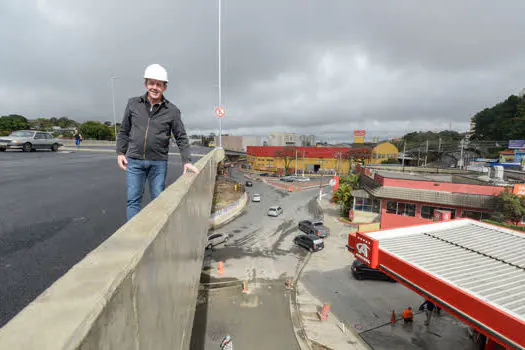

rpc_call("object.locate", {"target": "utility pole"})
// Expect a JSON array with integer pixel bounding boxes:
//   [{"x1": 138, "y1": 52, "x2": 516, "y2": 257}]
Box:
[
  {"x1": 459, "y1": 139, "x2": 464, "y2": 170},
  {"x1": 302, "y1": 150, "x2": 305, "y2": 176},
  {"x1": 319, "y1": 159, "x2": 324, "y2": 200},
  {"x1": 295, "y1": 149, "x2": 298, "y2": 176},
  {"x1": 438, "y1": 137, "x2": 442, "y2": 171},
  {"x1": 110, "y1": 76, "x2": 119, "y2": 141},
  {"x1": 417, "y1": 147, "x2": 421, "y2": 167},
  {"x1": 402, "y1": 142, "x2": 406, "y2": 171},
  {"x1": 424, "y1": 140, "x2": 429, "y2": 167}
]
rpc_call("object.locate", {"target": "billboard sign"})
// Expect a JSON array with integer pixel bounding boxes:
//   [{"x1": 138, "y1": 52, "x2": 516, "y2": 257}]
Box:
[
  {"x1": 509, "y1": 140, "x2": 525, "y2": 149},
  {"x1": 354, "y1": 130, "x2": 366, "y2": 137}
]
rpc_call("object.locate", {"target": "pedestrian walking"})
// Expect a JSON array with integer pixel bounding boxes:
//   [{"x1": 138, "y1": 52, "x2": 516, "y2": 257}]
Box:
[
  {"x1": 74, "y1": 129, "x2": 82, "y2": 149},
  {"x1": 116, "y1": 64, "x2": 199, "y2": 221},
  {"x1": 220, "y1": 335, "x2": 233, "y2": 350},
  {"x1": 419, "y1": 300, "x2": 435, "y2": 326}
]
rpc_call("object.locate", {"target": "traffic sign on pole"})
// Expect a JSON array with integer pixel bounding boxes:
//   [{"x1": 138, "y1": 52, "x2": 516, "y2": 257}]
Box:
[{"x1": 215, "y1": 106, "x2": 225, "y2": 118}]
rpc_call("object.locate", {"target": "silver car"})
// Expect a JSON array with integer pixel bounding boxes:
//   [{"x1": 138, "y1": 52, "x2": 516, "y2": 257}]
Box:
[
  {"x1": 0, "y1": 130, "x2": 62, "y2": 152},
  {"x1": 206, "y1": 233, "x2": 230, "y2": 249},
  {"x1": 267, "y1": 206, "x2": 283, "y2": 217}
]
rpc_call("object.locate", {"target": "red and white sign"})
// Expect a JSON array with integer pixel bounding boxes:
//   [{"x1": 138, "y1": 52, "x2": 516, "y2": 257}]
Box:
[
  {"x1": 215, "y1": 106, "x2": 225, "y2": 118},
  {"x1": 333, "y1": 176, "x2": 340, "y2": 191},
  {"x1": 355, "y1": 232, "x2": 379, "y2": 268},
  {"x1": 354, "y1": 130, "x2": 366, "y2": 137},
  {"x1": 513, "y1": 184, "x2": 525, "y2": 196}
]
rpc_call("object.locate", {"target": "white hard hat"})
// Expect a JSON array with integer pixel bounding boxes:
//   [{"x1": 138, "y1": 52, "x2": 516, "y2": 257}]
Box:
[{"x1": 144, "y1": 64, "x2": 168, "y2": 82}]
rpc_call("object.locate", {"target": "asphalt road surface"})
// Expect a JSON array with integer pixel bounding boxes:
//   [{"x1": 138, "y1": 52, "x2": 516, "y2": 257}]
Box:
[
  {"x1": 0, "y1": 146, "x2": 206, "y2": 327},
  {"x1": 191, "y1": 168, "x2": 324, "y2": 349}
]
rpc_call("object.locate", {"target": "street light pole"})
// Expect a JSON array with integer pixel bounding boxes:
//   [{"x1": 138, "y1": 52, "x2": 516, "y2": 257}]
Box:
[
  {"x1": 217, "y1": 0, "x2": 223, "y2": 149},
  {"x1": 111, "y1": 76, "x2": 118, "y2": 141}
]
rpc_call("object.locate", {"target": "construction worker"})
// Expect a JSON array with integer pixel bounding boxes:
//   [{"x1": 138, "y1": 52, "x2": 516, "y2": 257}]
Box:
[
  {"x1": 402, "y1": 306, "x2": 414, "y2": 323},
  {"x1": 420, "y1": 300, "x2": 435, "y2": 326},
  {"x1": 116, "y1": 64, "x2": 199, "y2": 221},
  {"x1": 220, "y1": 335, "x2": 233, "y2": 350}
]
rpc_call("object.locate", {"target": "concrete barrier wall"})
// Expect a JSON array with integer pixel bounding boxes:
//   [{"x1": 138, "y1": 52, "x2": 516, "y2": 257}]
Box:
[
  {"x1": 0, "y1": 149, "x2": 224, "y2": 350},
  {"x1": 210, "y1": 192, "x2": 248, "y2": 228}
]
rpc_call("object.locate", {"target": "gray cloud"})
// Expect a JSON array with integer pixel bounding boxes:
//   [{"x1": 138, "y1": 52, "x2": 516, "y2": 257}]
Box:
[{"x1": 1, "y1": 0, "x2": 524, "y2": 142}]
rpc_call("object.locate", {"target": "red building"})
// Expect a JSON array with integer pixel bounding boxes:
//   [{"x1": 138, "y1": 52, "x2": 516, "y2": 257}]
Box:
[{"x1": 350, "y1": 170, "x2": 509, "y2": 229}]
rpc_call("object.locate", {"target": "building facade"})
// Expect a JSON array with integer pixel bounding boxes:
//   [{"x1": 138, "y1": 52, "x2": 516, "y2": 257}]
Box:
[
  {"x1": 214, "y1": 135, "x2": 262, "y2": 152},
  {"x1": 247, "y1": 146, "x2": 371, "y2": 175},
  {"x1": 350, "y1": 170, "x2": 508, "y2": 229},
  {"x1": 268, "y1": 132, "x2": 297, "y2": 146},
  {"x1": 299, "y1": 135, "x2": 316, "y2": 146}
]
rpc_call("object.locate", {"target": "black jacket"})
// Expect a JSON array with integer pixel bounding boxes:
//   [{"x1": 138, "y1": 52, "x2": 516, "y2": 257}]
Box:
[{"x1": 116, "y1": 94, "x2": 192, "y2": 163}]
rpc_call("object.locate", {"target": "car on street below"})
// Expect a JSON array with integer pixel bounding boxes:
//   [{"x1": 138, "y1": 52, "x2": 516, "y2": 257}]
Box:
[
  {"x1": 293, "y1": 234, "x2": 324, "y2": 252},
  {"x1": 267, "y1": 206, "x2": 283, "y2": 217},
  {"x1": 206, "y1": 233, "x2": 230, "y2": 249},
  {"x1": 351, "y1": 259, "x2": 396, "y2": 282},
  {"x1": 298, "y1": 220, "x2": 330, "y2": 238},
  {"x1": 279, "y1": 176, "x2": 295, "y2": 182},
  {"x1": 0, "y1": 130, "x2": 62, "y2": 152},
  {"x1": 294, "y1": 177, "x2": 310, "y2": 182},
  {"x1": 259, "y1": 173, "x2": 269, "y2": 177},
  {"x1": 245, "y1": 181, "x2": 253, "y2": 187},
  {"x1": 252, "y1": 193, "x2": 261, "y2": 202}
]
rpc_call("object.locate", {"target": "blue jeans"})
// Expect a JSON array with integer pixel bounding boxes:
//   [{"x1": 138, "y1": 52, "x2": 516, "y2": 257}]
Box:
[{"x1": 126, "y1": 157, "x2": 168, "y2": 221}]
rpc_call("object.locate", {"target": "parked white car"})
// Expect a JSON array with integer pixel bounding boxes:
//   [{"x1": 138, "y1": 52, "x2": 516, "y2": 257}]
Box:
[
  {"x1": 206, "y1": 233, "x2": 230, "y2": 249},
  {"x1": 267, "y1": 206, "x2": 283, "y2": 217},
  {"x1": 294, "y1": 177, "x2": 310, "y2": 182},
  {"x1": 252, "y1": 193, "x2": 261, "y2": 202}
]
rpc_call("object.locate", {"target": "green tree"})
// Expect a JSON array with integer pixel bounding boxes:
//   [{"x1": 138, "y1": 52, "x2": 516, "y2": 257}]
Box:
[
  {"x1": 496, "y1": 189, "x2": 525, "y2": 225},
  {"x1": 79, "y1": 121, "x2": 113, "y2": 140},
  {"x1": 471, "y1": 95, "x2": 525, "y2": 141},
  {"x1": 333, "y1": 173, "x2": 360, "y2": 216},
  {"x1": 275, "y1": 146, "x2": 296, "y2": 175},
  {"x1": 0, "y1": 114, "x2": 30, "y2": 132}
]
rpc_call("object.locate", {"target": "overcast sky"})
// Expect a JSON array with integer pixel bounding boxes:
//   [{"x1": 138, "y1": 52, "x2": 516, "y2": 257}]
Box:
[{"x1": 1, "y1": 1, "x2": 524, "y2": 141}]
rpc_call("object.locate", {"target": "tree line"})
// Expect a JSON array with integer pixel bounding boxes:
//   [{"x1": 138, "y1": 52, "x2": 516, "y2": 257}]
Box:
[{"x1": 0, "y1": 114, "x2": 120, "y2": 140}]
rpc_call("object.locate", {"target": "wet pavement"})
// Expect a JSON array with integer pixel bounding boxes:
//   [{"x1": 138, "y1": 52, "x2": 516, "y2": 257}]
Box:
[{"x1": 191, "y1": 168, "x2": 321, "y2": 349}]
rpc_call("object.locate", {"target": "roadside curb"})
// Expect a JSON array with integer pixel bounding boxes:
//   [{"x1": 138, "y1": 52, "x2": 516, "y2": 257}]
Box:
[
  {"x1": 290, "y1": 253, "x2": 313, "y2": 350},
  {"x1": 209, "y1": 192, "x2": 249, "y2": 230}
]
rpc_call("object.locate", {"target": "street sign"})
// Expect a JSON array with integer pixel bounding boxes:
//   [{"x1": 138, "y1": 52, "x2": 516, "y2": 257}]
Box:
[
  {"x1": 215, "y1": 106, "x2": 225, "y2": 118},
  {"x1": 329, "y1": 179, "x2": 336, "y2": 187}
]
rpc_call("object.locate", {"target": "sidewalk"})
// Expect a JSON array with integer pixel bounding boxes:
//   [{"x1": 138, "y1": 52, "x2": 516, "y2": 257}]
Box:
[{"x1": 293, "y1": 198, "x2": 370, "y2": 350}]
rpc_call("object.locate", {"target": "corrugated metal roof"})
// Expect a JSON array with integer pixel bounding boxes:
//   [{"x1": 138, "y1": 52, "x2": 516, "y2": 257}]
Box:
[
  {"x1": 359, "y1": 175, "x2": 497, "y2": 209},
  {"x1": 246, "y1": 146, "x2": 371, "y2": 159},
  {"x1": 373, "y1": 220, "x2": 525, "y2": 323}
]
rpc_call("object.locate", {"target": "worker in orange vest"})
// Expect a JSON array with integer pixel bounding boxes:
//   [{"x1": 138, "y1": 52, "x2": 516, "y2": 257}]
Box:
[{"x1": 402, "y1": 306, "x2": 414, "y2": 323}]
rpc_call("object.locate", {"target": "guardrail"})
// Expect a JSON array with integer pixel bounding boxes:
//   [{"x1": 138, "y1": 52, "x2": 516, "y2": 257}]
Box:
[{"x1": 0, "y1": 149, "x2": 225, "y2": 350}]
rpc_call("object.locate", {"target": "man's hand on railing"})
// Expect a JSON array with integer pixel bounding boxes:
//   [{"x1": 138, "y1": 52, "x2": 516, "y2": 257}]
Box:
[{"x1": 183, "y1": 163, "x2": 200, "y2": 175}]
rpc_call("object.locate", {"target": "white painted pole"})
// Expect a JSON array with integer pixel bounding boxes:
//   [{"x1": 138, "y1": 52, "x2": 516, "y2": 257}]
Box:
[
  {"x1": 111, "y1": 77, "x2": 118, "y2": 141},
  {"x1": 218, "y1": 0, "x2": 223, "y2": 149}
]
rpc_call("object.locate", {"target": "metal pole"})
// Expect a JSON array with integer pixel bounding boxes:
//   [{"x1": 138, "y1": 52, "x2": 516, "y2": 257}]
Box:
[
  {"x1": 417, "y1": 147, "x2": 421, "y2": 167},
  {"x1": 438, "y1": 137, "x2": 441, "y2": 171},
  {"x1": 402, "y1": 142, "x2": 406, "y2": 171},
  {"x1": 424, "y1": 139, "x2": 429, "y2": 167},
  {"x1": 218, "y1": 0, "x2": 223, "y2": 149},
  {"x1": 459, "y1": 139, "x2": 464, "y2": 170},
  {"x1": 295, "y1": 149, "x2": 298, "y2": 176},
  {"x1": 302, "y1": 150, "x2": 305, "y2": 176},
  {"x1": 111, "y1": 77, "x2": 117, "y2": 141}
]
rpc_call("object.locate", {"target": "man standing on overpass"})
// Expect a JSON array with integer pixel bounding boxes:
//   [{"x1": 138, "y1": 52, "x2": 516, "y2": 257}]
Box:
[{"x1": 116, "y1": 64, "x2": 199, "y2": 221}]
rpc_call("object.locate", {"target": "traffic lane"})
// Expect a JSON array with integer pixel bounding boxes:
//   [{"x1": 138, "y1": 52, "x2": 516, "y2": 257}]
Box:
[
  {"x1": 0, "y1": 151, "x2": 188, "y2": 327},
  {"x1": 300, "y1": 264, "x2": 423, "y2": 332},
  {"x1": 191, "y1": 282, "x2": 300, "y2": 350}
]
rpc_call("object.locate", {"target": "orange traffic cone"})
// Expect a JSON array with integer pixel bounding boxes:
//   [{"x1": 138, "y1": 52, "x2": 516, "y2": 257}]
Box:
[
  {"x1": 218, "y1": 261, "x2": 224, "y2": 275},
  {"x1": 391, "y1": 310, "x2": 396, "y2": 324},
  {"x1": 243, "y1": 280, "x2": 248, "y2": 293}
]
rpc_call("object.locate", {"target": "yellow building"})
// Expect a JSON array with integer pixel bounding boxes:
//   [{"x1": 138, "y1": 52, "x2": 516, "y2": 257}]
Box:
[
  {"x1": 246, "y1": 146, "x2": 374, "y2": 174},
  {"x1": 371, "y1": 142, "x2": 399, "y2": 164}
]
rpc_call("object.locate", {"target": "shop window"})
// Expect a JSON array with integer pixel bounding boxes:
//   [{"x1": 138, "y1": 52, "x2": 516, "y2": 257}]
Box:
[
  {"x1": 461, "y1": 210, "x2": 491, "y2": 221},
  {"x1": 421, "y1": 205, "x2": 456, "y2": 219},
  {"x1": 386, "y1": 201, "x2": 416, "y2": 217},
  {"x1": 355, "y1": 198, "x2": 380, "y2": 213}
]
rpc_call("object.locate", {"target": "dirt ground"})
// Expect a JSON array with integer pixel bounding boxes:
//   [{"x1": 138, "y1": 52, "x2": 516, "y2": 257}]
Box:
[{"x1": 211, "y1": 177, "x2": 244, "y2": 212}]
